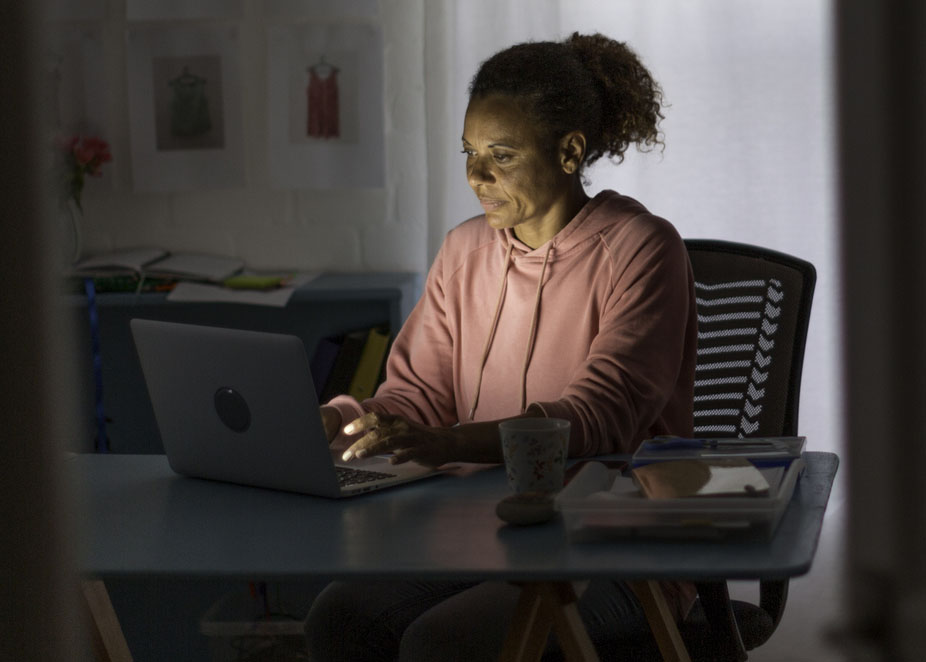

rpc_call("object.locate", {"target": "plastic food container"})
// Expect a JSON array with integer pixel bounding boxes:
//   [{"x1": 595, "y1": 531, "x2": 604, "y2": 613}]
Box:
[{"x1": 555, "y1": 458, "x2": 804, "y2": 541}]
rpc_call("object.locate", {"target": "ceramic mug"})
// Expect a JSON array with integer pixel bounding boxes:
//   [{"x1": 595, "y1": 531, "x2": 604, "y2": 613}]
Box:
[{"x1": 498, "y1": 418, "x2": 570, "y2": 493}]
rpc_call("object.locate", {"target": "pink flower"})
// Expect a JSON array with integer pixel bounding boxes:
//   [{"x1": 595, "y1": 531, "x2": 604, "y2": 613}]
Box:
[
  {"x1": 73, "y1": 136, "x2": 112, "y2": 171},
  {"x1": 61, "y1": 134, "x2": 112, "y2": 209}
]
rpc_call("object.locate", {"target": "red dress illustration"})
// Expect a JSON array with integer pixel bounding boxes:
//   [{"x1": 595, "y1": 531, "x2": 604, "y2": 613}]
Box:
[{"x1": 307, "y1": 63, "x2": 340, "y2": 139}]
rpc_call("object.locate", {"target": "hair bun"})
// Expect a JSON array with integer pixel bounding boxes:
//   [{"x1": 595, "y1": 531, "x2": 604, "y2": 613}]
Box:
[
  {"x1": 564, "y1": 32, "x2": 665, "y2": 164},
  {"x1": 469, "y1": 33, "x2": 664, "y2": 168}
]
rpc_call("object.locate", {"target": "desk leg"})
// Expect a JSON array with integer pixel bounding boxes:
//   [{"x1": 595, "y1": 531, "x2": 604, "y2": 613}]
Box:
[
  {"x1": 629, "y1": 580, "x2": 690, "y2": 662},
  {"x1": 541, "y1": 583, "x2": 600, "y2": 662},
  {"x1": 500, "y1": 582, "x2": 600, "y2": 662},
  {"x1": 81, "y1": 579, "x2": 133, "y2": 662}
]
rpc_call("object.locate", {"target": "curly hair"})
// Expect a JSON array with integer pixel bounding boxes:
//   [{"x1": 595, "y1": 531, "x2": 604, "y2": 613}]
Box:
[{"x1": 468, "y1": 33, "x2": 665, "y2": 168}]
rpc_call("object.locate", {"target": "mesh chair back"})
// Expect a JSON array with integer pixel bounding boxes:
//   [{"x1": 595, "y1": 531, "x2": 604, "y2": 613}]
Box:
[{"x1": 685, "y1": 239, "x2": 816, "y2": 438}]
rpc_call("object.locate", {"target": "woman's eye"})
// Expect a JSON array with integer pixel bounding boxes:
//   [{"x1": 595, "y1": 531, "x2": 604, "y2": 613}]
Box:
[{"x1": 459, "y1": 149, "x2": 511, "y2": 163}]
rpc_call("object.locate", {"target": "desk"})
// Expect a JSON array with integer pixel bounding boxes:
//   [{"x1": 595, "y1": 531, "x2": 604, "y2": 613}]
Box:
[{"x1": 71, "y1": 452, "x2": 838, "y2": 660}]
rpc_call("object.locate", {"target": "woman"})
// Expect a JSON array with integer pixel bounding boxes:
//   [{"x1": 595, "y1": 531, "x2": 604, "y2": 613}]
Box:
[{"x1": 308, "y1": 33, "x2": 698, "y2": 660}]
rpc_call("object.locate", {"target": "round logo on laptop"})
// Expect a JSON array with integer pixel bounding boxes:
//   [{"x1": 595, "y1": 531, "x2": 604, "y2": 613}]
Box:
[{"x1": 214, "y1": 387, "x2": 251, "y2": 433}]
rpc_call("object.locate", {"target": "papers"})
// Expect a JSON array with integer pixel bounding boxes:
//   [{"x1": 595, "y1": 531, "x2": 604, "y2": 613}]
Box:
[
  {"x1": 632, "y1": 459, "x2": 771, "y2": 499},
  {"x1": 72, "y1": 247, "x2": 319, "y2": 305},
  {"x1": 144, "y1": 253, "x2": 244, "y2": 283},
  {"x1": 166, "y1": 272, "x2": 319, "y2": 307}
]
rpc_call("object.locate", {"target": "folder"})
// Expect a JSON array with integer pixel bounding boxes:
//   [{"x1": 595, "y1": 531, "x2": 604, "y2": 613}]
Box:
[{"x1": 347, "y1": 327, "x2": 391, "y2": 401}]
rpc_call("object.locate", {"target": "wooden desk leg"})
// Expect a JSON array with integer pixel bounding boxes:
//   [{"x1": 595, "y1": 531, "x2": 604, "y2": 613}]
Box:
[
  {"x1": 81, "y1": 579, "x2": 133, "y2": 662},
  {"x1": 500, "y1": 582, "x2": 600, "y2": 662},
  {"x1": 541, "y1": 583, "x2": 600, "y2": 662},
  {"x1": 629, "y1": 580, "x2": 690, "y2": 662},
  {"x1": 500, "y1": 583, "x2": 553, "y2": 662}
]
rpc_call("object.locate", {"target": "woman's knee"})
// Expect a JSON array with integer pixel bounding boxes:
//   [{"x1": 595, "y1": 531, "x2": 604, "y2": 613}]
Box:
[
  {"x1": 304, "y1": 582, "x2": 361, "y2": 659},
  {"x1": 397, "y1": 581, "x2": 520, "y2": 662},
  {"x1": 306, "y1": 580, "x2": 479, "y2": 662}
]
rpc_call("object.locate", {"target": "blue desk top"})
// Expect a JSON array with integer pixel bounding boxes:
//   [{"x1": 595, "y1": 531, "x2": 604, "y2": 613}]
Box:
[{"x1": 69, "y1": 452, "x2": 837, "y2": 583}]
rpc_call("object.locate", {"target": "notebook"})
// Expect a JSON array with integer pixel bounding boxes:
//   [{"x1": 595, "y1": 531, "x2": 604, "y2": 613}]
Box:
[{"x1": 130, "y1": 319, "x2": 441, "y2": 497}]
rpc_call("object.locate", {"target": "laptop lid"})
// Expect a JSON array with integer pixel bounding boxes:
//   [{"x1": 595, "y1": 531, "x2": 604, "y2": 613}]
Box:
[{"x1": 130, "y1": 319, "x2": 437, "y2": 497}]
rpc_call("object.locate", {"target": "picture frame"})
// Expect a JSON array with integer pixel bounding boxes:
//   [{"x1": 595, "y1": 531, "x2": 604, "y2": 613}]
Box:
[
  {"x1": 126, "y1": 25, "x2": 245, "y2": 191},
  {"x1": 267, "y1": 22, "x2": 385, "y2": 189}
]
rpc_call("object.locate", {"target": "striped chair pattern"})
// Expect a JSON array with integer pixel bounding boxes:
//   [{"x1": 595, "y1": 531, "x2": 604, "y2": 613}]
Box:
[{"x1": 694, "y1": 276, "x2": 785, "y2": 437}]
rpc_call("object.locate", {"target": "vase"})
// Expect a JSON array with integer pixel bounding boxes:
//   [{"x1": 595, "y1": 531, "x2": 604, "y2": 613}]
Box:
[{"x1": 61, "y1": 197, "x2": 83, "y2": 265}]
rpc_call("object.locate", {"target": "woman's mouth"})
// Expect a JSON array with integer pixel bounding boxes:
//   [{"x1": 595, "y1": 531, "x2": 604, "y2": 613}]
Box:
[{"x1": 479, "y1": 198, "x2": 505, "y2": 212}]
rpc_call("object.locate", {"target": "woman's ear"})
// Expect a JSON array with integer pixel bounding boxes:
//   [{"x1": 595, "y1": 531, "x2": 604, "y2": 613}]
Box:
[{"x1": 559, "y1": 131, "x2": 587, "y2": 174}]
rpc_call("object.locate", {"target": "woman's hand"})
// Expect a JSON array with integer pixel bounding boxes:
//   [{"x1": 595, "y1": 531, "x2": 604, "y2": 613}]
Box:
[{"x1": 339, "y1": 412, "x2": 463, "y2": 468}]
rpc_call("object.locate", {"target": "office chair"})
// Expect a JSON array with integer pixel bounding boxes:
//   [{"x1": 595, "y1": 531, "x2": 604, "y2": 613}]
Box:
[
  {"x1": 677, "y1": 238, "x2": 817, "y2": 661},
  {"x1": 541, "y1": 239, "x2": 816, "y2": 662},
  {"x1": 584, "y1": 239, "x2": 817, "y2": 662}
]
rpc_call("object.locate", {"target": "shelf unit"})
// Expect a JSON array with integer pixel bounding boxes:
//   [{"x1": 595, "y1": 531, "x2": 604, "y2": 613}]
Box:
[{"x1": 68, "y1": 272, "x2": 421, "y2": 454}]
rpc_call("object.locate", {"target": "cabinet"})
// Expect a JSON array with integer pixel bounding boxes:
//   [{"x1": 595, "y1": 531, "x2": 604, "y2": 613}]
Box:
[{"x1": 69, "y1": 272, "x2": 421, "y2": 453}]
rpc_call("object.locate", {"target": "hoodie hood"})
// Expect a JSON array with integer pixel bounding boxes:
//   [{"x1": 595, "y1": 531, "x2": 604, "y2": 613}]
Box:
[{"x1": 498, "y1": 190, "x2": 622, "y2": 261}]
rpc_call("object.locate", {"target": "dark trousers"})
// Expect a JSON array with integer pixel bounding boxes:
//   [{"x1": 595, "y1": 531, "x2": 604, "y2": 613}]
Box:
[{"x1": 304, "y1": 578, "x2": 650, "y2": 661}]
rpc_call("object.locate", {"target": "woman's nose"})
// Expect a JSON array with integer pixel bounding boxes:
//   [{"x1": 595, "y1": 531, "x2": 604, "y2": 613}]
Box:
[{"x1": 467, "y1": 156, "x2": 494, "y2": 187}]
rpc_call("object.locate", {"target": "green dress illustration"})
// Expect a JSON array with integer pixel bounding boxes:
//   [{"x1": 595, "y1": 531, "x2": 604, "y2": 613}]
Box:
[{"x1": 169, "y1": 66, "x2": 211, "y2": 137}]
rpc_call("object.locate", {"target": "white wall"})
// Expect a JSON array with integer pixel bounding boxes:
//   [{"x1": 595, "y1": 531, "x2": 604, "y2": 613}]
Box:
[{"x1": 58, "y1": 0, "x2": 430, "y2": 274}]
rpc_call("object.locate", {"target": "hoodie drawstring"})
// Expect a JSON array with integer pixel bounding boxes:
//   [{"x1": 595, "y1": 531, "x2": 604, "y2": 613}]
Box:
[
  {"x1": 467, "y1": 241, "x2": 552, "y2": 421},
  {"x1": 519, "y1": 243, "x2": 552, "y2": 412},
  {"x1": 467, "y1": 242, "x2": 513, "y2": 421}
]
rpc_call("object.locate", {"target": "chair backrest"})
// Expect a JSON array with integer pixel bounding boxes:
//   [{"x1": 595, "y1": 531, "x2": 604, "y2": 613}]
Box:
[{"x1": 684, "y1": 239, "x2": 816, "y2": 438}]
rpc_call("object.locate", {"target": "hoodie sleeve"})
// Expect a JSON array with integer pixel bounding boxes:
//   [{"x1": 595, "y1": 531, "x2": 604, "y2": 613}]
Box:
[
  {"x1": 325, "y1": 243, "x2": 459, "y2": 444},
  {"x1": 530, "y1": 217, "x2": 697, "y2": 456}
]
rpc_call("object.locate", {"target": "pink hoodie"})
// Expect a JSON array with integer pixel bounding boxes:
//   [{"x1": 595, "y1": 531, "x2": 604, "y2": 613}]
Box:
[
  {"x1": 329, "y1": 189, "x2": 697, "y2": 457},
  {"x1": 329, "y1": 189, "x2": 699, "y2": 619}
]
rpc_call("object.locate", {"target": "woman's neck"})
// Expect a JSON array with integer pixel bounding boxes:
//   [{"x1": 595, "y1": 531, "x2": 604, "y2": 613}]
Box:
[{"x1": 514, "y1": 180, "x2": 590, "y2": 249}]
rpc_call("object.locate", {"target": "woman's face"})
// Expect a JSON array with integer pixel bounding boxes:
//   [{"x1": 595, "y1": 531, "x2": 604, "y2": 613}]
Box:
[{"x1": 462, "y1": 94, "x2": 571, "y2": 244}]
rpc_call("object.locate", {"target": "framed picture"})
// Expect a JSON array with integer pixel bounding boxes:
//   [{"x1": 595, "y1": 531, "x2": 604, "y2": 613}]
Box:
[
  {"x1": 267, "y1": 22, "x2": 385, "y2": 188},
  {"x1": 127, "y1": 25, "x2": 244, "y2": 191}
]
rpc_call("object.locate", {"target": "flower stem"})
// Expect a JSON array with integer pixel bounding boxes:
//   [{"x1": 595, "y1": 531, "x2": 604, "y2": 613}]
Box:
[{"x1": 67, "y1": 199, "x2": 82, "y2": 263}]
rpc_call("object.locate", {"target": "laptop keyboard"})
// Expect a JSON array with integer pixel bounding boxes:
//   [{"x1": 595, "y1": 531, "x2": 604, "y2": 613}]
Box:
[{"x1": 336, "y1": 465, "x2": 397, "y2": 487}]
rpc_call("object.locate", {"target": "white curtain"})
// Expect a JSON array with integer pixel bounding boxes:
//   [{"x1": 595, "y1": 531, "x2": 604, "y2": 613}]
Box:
[{"x1": 424, "y1": 0, "x2": 839, "y2": 455}]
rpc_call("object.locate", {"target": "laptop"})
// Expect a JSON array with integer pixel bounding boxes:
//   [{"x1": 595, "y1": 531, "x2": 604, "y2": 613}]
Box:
[{"x1": 130, "y1": 318, "x2": 441, "y2": 497}]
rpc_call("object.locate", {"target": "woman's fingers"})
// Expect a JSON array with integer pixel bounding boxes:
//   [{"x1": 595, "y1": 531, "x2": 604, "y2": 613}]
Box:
[
  {"x1": 341, "y1": 414, "x2": 411, "y2": 461},
  {"x1": 343, "y1": 411, "x2": 382, "y2": 436},
  {"x1": 389, "y1": 447, "x2": 416, "y2": 465},
  {"x1": 340, "y1": 415, "x2": 460, "y2": 466}
]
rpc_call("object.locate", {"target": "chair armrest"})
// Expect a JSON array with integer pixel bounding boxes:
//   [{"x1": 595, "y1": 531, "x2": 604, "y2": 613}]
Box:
[
  {"x1": 692, "y1": 581, "x2": 748, "y2": 661},
  {"x1": 758, "y1": 579, "x2": 790, "y2": 629}
]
